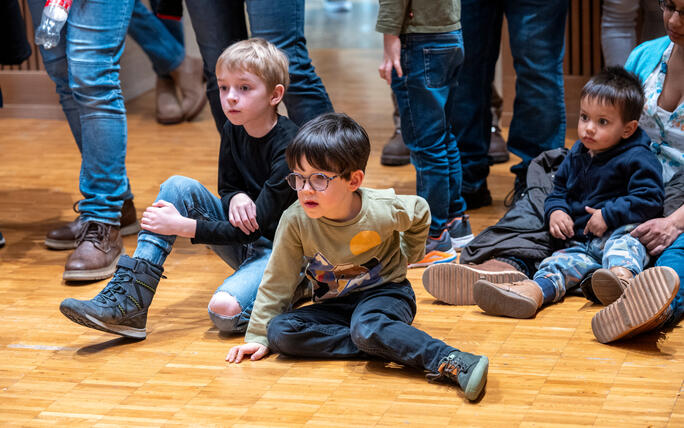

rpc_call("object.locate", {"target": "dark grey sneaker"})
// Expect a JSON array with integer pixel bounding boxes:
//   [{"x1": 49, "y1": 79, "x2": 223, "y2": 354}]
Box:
[
  {"x1": 427, "y1": 351, "x2": 489, "y2": 401},
  {"x1": 447, "y1": 215, "x2": 474, "y2": 250},
  {"x1": 59, "y1": 255, "x2": 164, "y2": 339}
]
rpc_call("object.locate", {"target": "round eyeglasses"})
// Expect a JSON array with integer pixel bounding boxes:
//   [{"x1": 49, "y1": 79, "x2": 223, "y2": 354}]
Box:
[{"x1": 286, "y1": 172, "x2": 338, "y2": 191}]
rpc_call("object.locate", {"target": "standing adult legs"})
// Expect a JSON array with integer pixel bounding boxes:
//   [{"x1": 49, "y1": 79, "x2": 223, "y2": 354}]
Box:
[{"x1": 505, "y1": 0, "x2": 568, "y2": 182}]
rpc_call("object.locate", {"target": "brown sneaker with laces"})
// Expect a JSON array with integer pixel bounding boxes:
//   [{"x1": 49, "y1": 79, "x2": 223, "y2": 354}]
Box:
[
  {"x1": 45, "y1": 199, "x2": 140, "y2": 250},
  {"x1": 473, "y1": 278, "x2": 543, "y2": 318},
  {"x1": 63, "y1": 222, "x2": 123, "y2": 281}
]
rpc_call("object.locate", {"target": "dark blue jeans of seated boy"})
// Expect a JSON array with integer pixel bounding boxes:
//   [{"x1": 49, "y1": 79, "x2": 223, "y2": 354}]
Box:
[
  {"x1": 267, "y1": 280, "x2": 458, "y2": 375},
  {"x1": 391, "y1": 30, "x2": 467, "y2": 236},
  {"x1": 132, "y1": 175, "x2": 272, "y2": 333}
]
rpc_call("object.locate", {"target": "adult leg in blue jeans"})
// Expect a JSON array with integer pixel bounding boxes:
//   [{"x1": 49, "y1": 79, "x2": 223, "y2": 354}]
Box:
[
  {"x1": 27, "y1": 0, "x2": 135, "y2": 281},
  {"x1": 657, "y1": 233, "x2": 684, "y2": 327},
  {"x1": 454, "y1": 0, "x2": 568, "y2": 204}
]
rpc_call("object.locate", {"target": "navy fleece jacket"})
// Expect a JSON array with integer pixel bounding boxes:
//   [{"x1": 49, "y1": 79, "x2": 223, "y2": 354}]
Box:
[{"x1": 544, "y1": 127, "x2": 664, "y2": 240}]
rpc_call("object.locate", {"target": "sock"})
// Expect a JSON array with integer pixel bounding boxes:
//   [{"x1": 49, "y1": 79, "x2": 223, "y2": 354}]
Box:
[{"x1": 534, "y1": 277, "x2": 556, "y2": 305}]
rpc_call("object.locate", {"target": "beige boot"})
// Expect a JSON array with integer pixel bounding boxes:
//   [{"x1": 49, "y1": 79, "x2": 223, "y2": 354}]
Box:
[
  {"x1": 592, "y1": 266, "x2": 679, "y2": 343},
  {"x1": 591, "y1": 266, "x2": 633, "y2": 305},
  {"x1": 422, "y1": 259, "x2": 527, "y2": 305},
  {"x1": 155, "y1": 76, "x2": 184, "y2": 124},
  {"x1": 473, "y1": 279, "x2": 543, "y2": 318},
  {"x1": 170, "y1": 56, "x2": 206, "y2": 121}
]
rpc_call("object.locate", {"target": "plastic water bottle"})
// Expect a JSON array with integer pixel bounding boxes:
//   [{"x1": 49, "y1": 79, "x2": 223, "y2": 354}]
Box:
[{"x1": 35, "y1": 0, "x2": 72, "y2": 49}]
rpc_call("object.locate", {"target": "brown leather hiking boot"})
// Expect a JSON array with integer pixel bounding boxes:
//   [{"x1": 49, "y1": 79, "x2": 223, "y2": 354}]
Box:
[
  {"x1": 473, "y1": 279, "x2": 543, "y2": 318},
  {"x1": 591, "y1": 267, "x2": 633, "y2": 305},
  {"x1": 156, "y1": 76, "x2": 184, "y2": 124},
  {"x1": 423, "y1": 259, "x2": 527, "y2": 305},
  {"x1": 63, "y1": 222, "x2": 123, "y2": 281},
  {"x1": 170, "y1": 56, "x2": 206, "y2": 121},
  {"x1": 380, "y1": 131, "x2": 410, "y2": 166},
  {"x1": 592, "y1": 266, "x2": 679, "y2": 344},
  {"x1": 45, "y1": 199, "x2": 140, "y2": 250}
]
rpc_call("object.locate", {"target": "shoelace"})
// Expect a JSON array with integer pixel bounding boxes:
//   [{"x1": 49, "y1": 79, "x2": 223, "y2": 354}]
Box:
[
  {"x1": 75, "y1": 221, "x2": 111, "y2": 251},
  {"x1": 95, "y1": 271, "x2": 134, "y2": 304}
]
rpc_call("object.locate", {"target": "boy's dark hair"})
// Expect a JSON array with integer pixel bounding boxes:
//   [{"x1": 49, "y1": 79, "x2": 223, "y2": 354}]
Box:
[
  {"x1": 580, "y1": 66, "x2": 645, "y2": 123},
  {"x1": 286, "y1": 113, "x2": 371, "y2": 180}
]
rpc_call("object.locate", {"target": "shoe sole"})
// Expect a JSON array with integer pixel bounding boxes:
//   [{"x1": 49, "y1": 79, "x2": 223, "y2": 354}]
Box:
[
  {"x1": 45, "y1": 221, "x2": 141, "y2": 250},
  {"x1": 423, "y1": 264, "x2": 528, "y2": 305},
  {"x1": 591, "y1": 269, "x2": 625, "y2": 306},
  {"x1": 473, "y1": 279, "x2": 538, "y2": 318},
  {"x1": 60, "y1": 302, "x2": 146, "y2": 339},
  {"x1": 62, "y1": 252, "x2": 122, "y2": 281},
  {"x1": 450, "y1": 234, "x2": 474, "y2": 250},
  {"x1": 591, "y1": 267, "x2": 679, "y2": 344},
  {"x1": 156, "y1": 115, "x2": 184, "y2": 125},
  {"x1": 464, "y1": 356, "x2": 489, "y2": 401}
]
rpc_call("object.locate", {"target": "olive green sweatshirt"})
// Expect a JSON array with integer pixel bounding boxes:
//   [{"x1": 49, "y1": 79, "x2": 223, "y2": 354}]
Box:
[
  {"x1": 376, "y1": 0, "x2": 461, "y2": 35},
  {"x1": 244, "y1": 187, "x2": 431, "y2": 347}
]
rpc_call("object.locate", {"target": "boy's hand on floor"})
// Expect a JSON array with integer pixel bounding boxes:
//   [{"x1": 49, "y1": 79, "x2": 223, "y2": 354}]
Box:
[
  {"x1": 229, "y1": 193, "x2": 259, "y2": 235},
  {"x1": 379, "y1": 33, "x2": 402, "y2": 85},
  {"x1": 584, "y1": 206, "x2": 607, "y2": 237},
  {"x1": 549, "y1": 210, "x2": 574, "y2": 240},
  {"x1": 226, "y1": 343, "x2": 269, "y2": 364},
  {"x1": 141, "y1": 200, "x2": 196, "y2": 238}
]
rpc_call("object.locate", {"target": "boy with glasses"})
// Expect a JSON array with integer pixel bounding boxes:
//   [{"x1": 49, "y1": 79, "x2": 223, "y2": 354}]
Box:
[
  {"x1": 227, "y1": 113, "x2": 489, "y2": 401},
  {"x1": 59, "y1": 39, "x2": 304, "y2": 339}
]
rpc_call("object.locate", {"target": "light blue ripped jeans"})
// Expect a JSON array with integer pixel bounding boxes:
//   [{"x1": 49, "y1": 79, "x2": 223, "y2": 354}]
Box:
[
  {"x1": 534, "y1": 224, "x2": 649, "y2": 302},
  {"x1": 132, "y1": 175, "x2": 272, "y2": 333}
]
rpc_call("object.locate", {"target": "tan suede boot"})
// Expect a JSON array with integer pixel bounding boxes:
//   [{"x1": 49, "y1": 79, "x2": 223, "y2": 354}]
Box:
[
  {"x1": 592, "y1": 266, "x2": 679, "y2": 343},
  {"x1": 170, "y1": 56, "x2": 206, "y2": 121},
  {"x1": 591, "y1": 266, "x2": 633, "y2": 305},
  {"x1": 473, "y1": 279, "x2": 543, "y2": 318},
  {"x1": 423, "y1": 259, "x2": 527, "y2": 305},
  {"x1": 155, "y1": 76, "x2": 183, "y2": 124}
]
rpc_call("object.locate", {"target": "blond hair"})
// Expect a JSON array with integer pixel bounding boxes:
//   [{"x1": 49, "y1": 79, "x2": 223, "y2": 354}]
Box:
[{"x1": 215, "y1": 38, "x2": 290, "y2": 92}]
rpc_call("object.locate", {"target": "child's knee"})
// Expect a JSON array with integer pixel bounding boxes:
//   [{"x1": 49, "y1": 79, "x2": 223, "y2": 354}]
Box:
[
  {"x1": 350, "y1": 315, "x2": 383, "y2": 353},
  {"x1": 266, "y1": 315, "x2": 297, "y2": 354},
  {"x1": 208, "y1": 292, "x2": 241, "y2": 317}
]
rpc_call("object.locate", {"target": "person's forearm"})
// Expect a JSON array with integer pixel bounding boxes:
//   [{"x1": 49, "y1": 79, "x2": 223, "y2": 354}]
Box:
[{"x1": 176, "y1": 217, "x2": 197, "y2": 238}]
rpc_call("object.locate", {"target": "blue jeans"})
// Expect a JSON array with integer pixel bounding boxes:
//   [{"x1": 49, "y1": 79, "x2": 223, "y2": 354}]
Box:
[
  {"x1": 454, "y1": 0, "x2": 568, "y2": 193},
  {"x1": 132, "y1": 176, "x2": 272, "y2": 333},
  {"x1": 267, "y1": 280, "x2": 458, "y2": 375},
  {"x1": 184, "y1": 0, "x2": 333, "y2": 131},
  {"x1": 657, "y1": 233, "x2": 684, "y2": 327},
  {"x1": 27, "y1": 0, "x2": 135, "y2": 225},
  {"x1": 391, "y1": 31, "x2": 466, "y2": 235},
  {"x1": 534, "y1": 225, "x2": 649, "y2": 303},
  {"x1": 128, "y1": 0, "x2": 184, "y2": 76}
]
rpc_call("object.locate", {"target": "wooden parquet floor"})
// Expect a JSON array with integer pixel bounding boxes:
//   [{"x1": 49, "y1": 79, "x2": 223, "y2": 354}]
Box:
[{"x1": 1, "y1": 6, "x2": 684, "y2": 426}]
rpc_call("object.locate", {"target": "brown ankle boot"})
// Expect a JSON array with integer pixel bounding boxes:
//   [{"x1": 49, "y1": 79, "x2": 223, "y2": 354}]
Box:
[
  {"x1": 591, "y1": 267, "x2": 633, "y2": 305},
  {"x1": 63, "y1": 222, "x2": 123, "y2": 281},
  {"x1": 155, "y1": 76, "x2": 184, "y2": 124},
  {"x1": 592, "y1": 266, "x2": 679, "y2": 343},
  {"x1": 422, "y1": 259, "x2": 527, "y2": 305},
  {"x1": 170, "y1": 56, "x2": 206, "y2": 121},
  {"x1": 46, "y1": 199, "x2": 140, "y2": 250},
  {"x1": 473, "y1": 279, "x2": 543, "y2": 318}
]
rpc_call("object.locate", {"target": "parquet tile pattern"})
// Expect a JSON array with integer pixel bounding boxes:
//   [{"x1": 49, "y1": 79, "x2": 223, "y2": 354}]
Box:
[{"x1": 1, "y1": 1, "x2": 682, "y2": 426}]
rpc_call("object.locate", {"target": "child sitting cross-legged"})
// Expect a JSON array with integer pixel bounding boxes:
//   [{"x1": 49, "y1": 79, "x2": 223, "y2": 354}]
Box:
[{"x1": 227, "y1": 113, "x2": 489, "y2": 401}]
